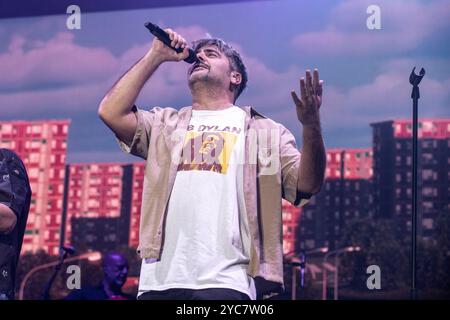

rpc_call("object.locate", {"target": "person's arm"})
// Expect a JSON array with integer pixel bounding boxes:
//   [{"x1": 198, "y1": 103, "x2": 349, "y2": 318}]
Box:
[
  {"x1": 291, "y1": 69, "x2": 326, "y2": 194},
  {"x1": 98, "y1": 28, "x2": 190, "y2": 146},
  {"x1": 298, "y1": 122, "x2": 326, "y2": 194},
  {"x1": 0, "y1": 203, "x2": 17, "y2": 234}
]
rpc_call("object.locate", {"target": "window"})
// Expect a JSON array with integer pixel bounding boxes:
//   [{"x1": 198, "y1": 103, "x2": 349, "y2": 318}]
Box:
[
  {"x1": 422, "y1": 169, "x2": 434, "y2": 181},
  {"x1": 29, "y1": 168, "x2": 39, "y2": 177},
  {"x1": 422, "y1": 218, "x2": 433, "y2": 230},
  {"x1": 422, "y1": 187, "x2": 435, "y2": 197},
  {"x1": 406, "y1": 156, "x2": 412, "y2": 166},
  {"x1": 1, "y1": 124, "x2": 12, "y2": 133},
  {"x1": 31, "y1": 125, "x2": 42, "y2": 133},
  {"x1": 88, "y1": 199, "x2": 99, "y2": 207},
  {"x1": 30, "y1": 140, "x2": 41, "y2": 148},
  {"x1": 283, "y1": 212, "x2": 292, "y2": 221},
  {"x1": 423, "y1": 202, "x2": 433, "y2": 212},
  {"x1": 29, "y1": 153, "x2": 40, "y2": 163}
]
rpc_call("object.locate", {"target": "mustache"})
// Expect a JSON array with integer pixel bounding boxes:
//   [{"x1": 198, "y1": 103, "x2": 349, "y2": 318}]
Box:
[{"x1": 189, "y1": 62, "x2": 210, "y2": 74}]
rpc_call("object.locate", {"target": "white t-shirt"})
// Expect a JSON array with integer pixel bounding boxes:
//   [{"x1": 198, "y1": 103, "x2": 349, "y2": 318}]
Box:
[{"x1": 138, "y1": 106, "x2": 256, "y2": 299}]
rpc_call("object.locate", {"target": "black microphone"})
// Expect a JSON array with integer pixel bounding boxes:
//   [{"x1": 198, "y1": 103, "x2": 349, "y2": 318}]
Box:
[{"x1": 144, "y1": 22, "x2": 199, "y2": 64}]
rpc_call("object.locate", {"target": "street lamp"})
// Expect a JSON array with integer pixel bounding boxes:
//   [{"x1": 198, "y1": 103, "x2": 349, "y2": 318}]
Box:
[
  {"x1": 19, "y1": 251, "x2": 102, "y2": 300},
  {"x1": 289, "y1": 247, "x2": 328, "y2": 300},
  {"x1": 322, "y1": 246, "x2": 360, "y2": 300}
]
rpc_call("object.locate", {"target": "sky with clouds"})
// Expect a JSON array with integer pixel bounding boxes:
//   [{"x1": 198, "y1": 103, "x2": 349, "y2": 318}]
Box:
[{"x1": 1, "y1": 0, "x2": 449, "y2": 163}]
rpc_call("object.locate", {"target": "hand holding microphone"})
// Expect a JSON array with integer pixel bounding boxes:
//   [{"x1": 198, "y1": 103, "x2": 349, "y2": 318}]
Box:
[{"x1": 145, "y1": 22, "x2": 199, "y2": 64}]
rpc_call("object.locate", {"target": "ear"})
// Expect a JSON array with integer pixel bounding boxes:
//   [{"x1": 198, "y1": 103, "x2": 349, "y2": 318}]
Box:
[{"x1": 230, "y1": 72, "x2": 242, "y2": 86}]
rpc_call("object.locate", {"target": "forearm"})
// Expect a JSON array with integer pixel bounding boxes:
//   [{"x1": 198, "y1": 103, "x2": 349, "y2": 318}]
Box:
[
  {"x1": 98, "y1": 50, "x2": 163, "y2": 120},
  {"x1": 297, "y1": 122, "x2": 326, "y2": 194},
  {"x1": 0, "y1": 203, "x2": 17, "y2": 234}
]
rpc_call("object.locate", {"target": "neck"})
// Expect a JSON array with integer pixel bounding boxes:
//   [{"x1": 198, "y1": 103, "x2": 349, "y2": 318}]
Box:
[
  {"x1": 190, "y1": 84, "x2": 234, "y2": 111},
  {"x1": 192, "y1": 99, "x2": 234, "y2": 111}
]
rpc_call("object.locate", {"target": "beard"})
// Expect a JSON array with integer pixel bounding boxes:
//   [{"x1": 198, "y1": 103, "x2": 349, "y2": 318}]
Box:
[{"x1": 188, "y1": 69, "x2": 228, "y2": 94}]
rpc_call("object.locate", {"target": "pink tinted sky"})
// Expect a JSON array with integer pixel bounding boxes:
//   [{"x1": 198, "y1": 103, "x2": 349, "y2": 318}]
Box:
[{"x1": 0, "y1": 0, "x2": 449, "y2": 162}]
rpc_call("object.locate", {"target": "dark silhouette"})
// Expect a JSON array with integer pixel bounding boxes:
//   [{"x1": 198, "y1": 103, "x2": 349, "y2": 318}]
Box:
[
  {"x1": 64, "y1": 252, "x2": 134, "y2": 300},
  {"x1": 0, "y1": 149, "x2": 31, "y2": 300}
]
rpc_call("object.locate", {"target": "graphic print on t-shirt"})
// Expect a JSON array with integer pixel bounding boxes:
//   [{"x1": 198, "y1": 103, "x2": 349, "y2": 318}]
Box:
[{"x1": 177, "y1": 124, "x2": 241, "y2": 174}]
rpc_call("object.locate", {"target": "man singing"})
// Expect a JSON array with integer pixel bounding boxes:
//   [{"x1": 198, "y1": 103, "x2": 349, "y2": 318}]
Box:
[{"x1": 99, "y1": 28, "x2": 326, "y2": 300}]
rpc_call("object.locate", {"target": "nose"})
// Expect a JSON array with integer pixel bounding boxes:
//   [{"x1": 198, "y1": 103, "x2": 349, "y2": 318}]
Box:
[{"x1": 196, "y1": 51, "x2": 206, "y2": 63}]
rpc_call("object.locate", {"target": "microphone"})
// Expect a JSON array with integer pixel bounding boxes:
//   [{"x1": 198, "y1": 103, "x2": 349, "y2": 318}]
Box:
[{"x1": 144, "y1": 22, "x2": 199, "y2": 64}]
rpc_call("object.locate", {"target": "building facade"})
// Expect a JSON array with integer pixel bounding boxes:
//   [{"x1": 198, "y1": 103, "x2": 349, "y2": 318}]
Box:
[
  {"x1": 298, "y1": 148, "x2": 374, "y2": 251},
  {"x1": 371, "y1": 119, "x2": 450, "y2": 240},
  {"x1": 0, "y1": 120, "x2": 70, "y2": 255},
  {"x1": 64, "y1": 162, "x2": 134, "y2": 250}
]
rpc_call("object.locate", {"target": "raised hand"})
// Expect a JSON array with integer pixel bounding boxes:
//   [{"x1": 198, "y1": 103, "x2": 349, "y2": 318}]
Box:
[
  {"x1": 291, "y1": 69, "x2": 323, "y2": 126},
  {"x1": 148, "y1": 28, "x2": 190, "y2": 63}
]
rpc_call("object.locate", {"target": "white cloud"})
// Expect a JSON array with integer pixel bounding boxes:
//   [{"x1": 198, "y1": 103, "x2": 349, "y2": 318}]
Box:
[
  {"x1": 292, "y1": 0, "x2": 450, "y2": 56},
  {"x1": 0, "y1": 32, "x2": 118, "y2": 91}
]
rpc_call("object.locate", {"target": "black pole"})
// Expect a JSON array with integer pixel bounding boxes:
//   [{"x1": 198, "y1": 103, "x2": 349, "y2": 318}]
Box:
[
  {"x1": 60, "y1": 164, "x2": 70, "y2": 249},
  {"x1": 409, "y1": 67, "x2": 425, "y2": 300},
  {"x1": 42, "y1": 246, "x2": 75, "y2": 300},
  {"x1": 42, "y1": 251, "x2": 67, "y2": 300},
  {"x1": 411, "y1": 91, "x2": 418, "y2": 300}
]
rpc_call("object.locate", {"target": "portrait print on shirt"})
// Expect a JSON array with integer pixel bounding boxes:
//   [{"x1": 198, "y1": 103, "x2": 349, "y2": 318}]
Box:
[{"x1": 177, "y1": 123, "x2": 242, "y2": 174}]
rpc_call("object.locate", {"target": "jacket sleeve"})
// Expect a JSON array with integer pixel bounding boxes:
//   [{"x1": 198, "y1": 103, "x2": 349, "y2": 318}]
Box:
[
  {"x1": 279, "y1": 125, "x2": 312, "y2": 208},
  {"x1": 0, "y1": 149, "x2": 31, "y2": 220},
  {"x1": 116, "y1": 105, "x2": 157, "y2": 160}
]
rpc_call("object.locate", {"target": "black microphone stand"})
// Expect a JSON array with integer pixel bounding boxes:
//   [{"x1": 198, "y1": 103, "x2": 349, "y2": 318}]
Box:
[
  {"x1": 409, "y1": 67, "x2": 425, "y2": 300},
  {"x1": 42, "y1": 247, "x2": 74, "y2": 300}
]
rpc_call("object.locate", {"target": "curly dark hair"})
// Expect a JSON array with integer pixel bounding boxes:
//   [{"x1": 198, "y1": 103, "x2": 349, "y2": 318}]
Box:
[{"x1": 192, "y1": 38, "x2": 248, "y2": 102}]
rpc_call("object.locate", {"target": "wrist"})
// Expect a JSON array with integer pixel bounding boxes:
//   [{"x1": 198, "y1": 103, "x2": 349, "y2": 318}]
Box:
[
  {"x1": 143, "y1": 49, "x2": 165, "y2": 66},
  {"x1": 302, "y1": 121, "x2": 321, "y2": 130}
]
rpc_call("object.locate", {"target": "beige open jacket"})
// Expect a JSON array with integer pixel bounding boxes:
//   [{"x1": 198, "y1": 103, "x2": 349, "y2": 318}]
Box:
[{"x1": 117, "y1": 105, "x2": 311, "y2": 296}]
